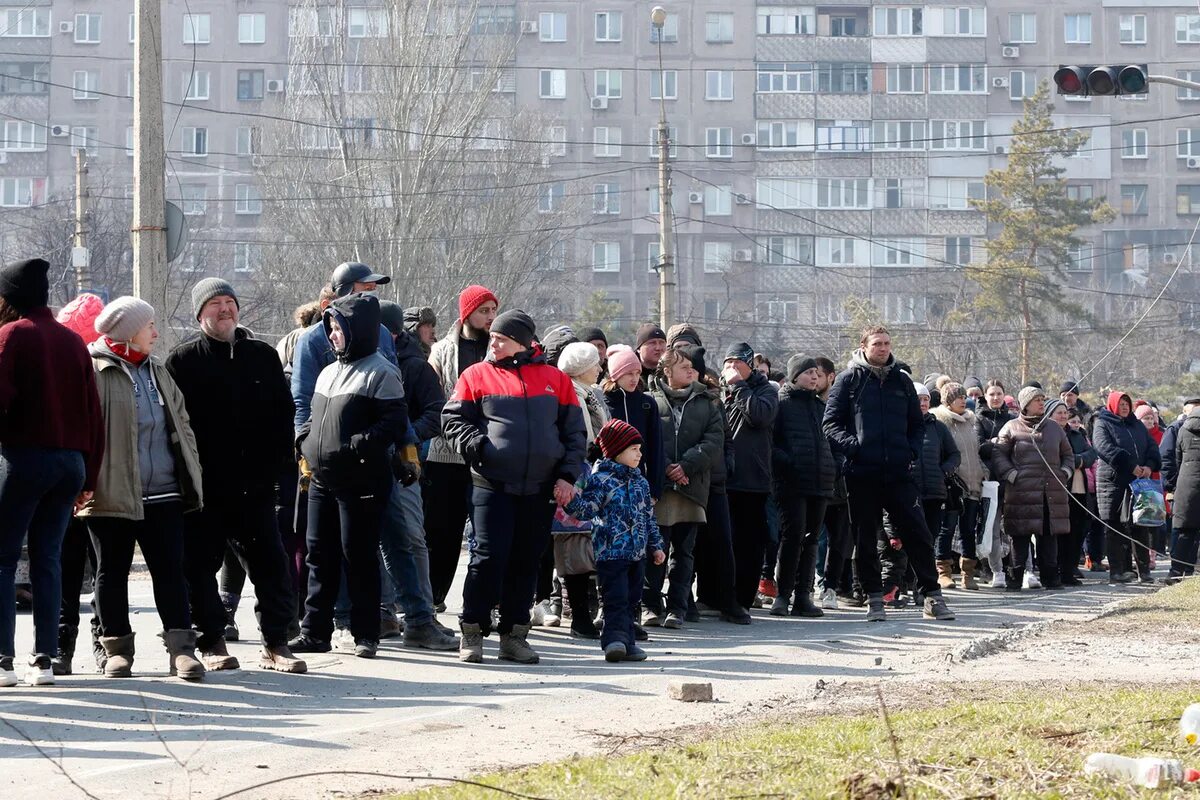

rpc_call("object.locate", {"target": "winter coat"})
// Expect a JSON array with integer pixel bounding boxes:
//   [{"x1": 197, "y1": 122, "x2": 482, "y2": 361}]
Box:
[
  {"x1": 605, "y1": 386, "x2": 665, "y2": 499},
  {"x1": 563, "y1": 459, "x2": 665, "y2": 562},
  {"x1": 723, "y1": 370, "x2": 779, "y2": 493},
  {"x1": 393, "y1": 328, "x2": 445, "y2": 443},
  {"x1": 165, "y1": 327, "x2": 295, "y2": 501},
  {"x1": 992, "y1": 413, "x2": 1073, "y2": 538},
  {"x1": 654, "y1": 381, "x2": 725, "y2": 509},
  {"x1": 1093, "y1": 392, "x2": 1162, "y2": 520},
  {"x1": 79, "y1": 341, "x2": 203, "y2": 520},
  {"x1": 298, "y1": 294, "x2": 409, "y2": 496},
  {"x1": 913, "y1": 412, "x2": 960, "y2": 501},
  {"x1": 1065, "y1": 426, "x2": 1098, "y2": 494},
  {"x1": 573, "y1": 379, "x2": 609, "y2": 446},
  {"x1": 1171, "y1": 410, "x2": 1200, "y2": 530},
  {"x1": 823, "y1": 349, "x2": 922, "y2": 481},
  {"x1": 441, "y1": 345, "x2": 587, "y2": 496},
  {"x1": 427, "y1": 321, "x2": 488, "y2": 465},
  {"x1": 771, "y1": 384, "x2": 834, "y2": 498},
  {"x1": 1161, "y1": 415, "x2": 1188, "y2": 492},
  {"x1": 975, "y1": 405, "x2": 1014, "y2": 470},
  {"x1": 932, "y1": 406, "x2": 985, "y2": 499},
  {"x1": 291, "y1": 314, "x2": 397, "y2": 432}
]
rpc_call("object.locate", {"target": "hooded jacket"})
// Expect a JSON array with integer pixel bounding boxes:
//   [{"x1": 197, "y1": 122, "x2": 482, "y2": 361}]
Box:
[
  {"x1": 913, "y1": 411, "x2": 961, "y2": 501},
  {"x1": 604, "y1": 386, "x2": 665, "y2": 499},
  {"x1": 165, "y1": 327, "x2": 295, "y2": 500},
  {"x1": 441, "y1": 344, "x2": 587, "y2": 496},
  {"x1": 427, "y1": 320, "x2": 489, "y2": 465},
  {"x1": 291, "y1": 309, "x2": 397, "y2": 432},
  {"x1": 654, "y1": 381, "x2": 724, "y2": 509},
  {"x1": 1092, "y1": 391, "x2": 1162, "y2": 519},
  {"x1": 822, "y1": 349, "x2": 923, "y2": 481},
  {"x1": 771, "y1": 383, "x2": 834, "y2": 498},
  {"x1": 393, "y1": 327, "x2": 445, "y2": 442},
  {"x1": 723, "y1": 370, "x2": 778, "y2": 493},
  {"x1": 932, "y1": 405, "x2": 986, "y2": 499},
  {"x1": 992, "y1": 413, "x2": 1073, "y2": 537},
  {"x1": 1171, "y1": 409, "x2": 1200, "y2": 529},
  {"x1": 1161, "y1": 414, "x2": 1188, "y2": 492},
  {"x1": 298, "y1": 294, "x2": 409, "y2": 496},
  {"x1": 563, "y1": 459, "x2": 665, "y2": 562}
]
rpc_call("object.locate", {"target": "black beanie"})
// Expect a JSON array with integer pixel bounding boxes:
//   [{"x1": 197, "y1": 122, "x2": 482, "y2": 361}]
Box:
[
  {"x1": 492, "y1": 309, "x2": 536, "y2": 348},
  {"x1": 635, "y1": 322, "x2": 667, "y2": 350},
  {"x1": 675, "y1": 343, "x2": 706, "y2": 376},
  {"x1": 378, "y1": 301, "x2": 404, "y2": 337},
  {"x1": 724, "y1": 341, "x2": 755, "y2": 365},
  {"x1": 786, "y1": 354, "x2": 819, "y2": 384},
  {"x1": 580, "y1": 326, "x2": 607, "y2": 346},
  {"x1": 1059, "y1": 380, "x2": 1080, "y2": 395},
  {"x1": 0, "y1": 258, "x2": 49, "y2": 313}
]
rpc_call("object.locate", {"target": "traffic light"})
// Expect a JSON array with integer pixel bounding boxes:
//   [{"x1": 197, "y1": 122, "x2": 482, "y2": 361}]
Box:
[{"x1": 1054, "y1": 65, "x2": 1148, "y2": 96}]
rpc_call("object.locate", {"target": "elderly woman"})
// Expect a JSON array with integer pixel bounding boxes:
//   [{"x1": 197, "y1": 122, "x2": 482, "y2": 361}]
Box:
[
  {"x1": 1051, "y1": 402, "x2": 1097, "y2": 586},
  {"x1": 932, "y1": 383, "x2": 987, "y2": 589},
  {"x1": 1093, "y1": 391, "x2": 1161, "y2": 584},
  {"x1": 992, "y1": 386, "x2": 1074, "y2": 591}
]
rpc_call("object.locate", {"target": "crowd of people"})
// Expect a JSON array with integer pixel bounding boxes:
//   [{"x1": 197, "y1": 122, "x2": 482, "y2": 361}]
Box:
[{"x1": 0, "y1": 256, "x2": 1192, "y2": 684}]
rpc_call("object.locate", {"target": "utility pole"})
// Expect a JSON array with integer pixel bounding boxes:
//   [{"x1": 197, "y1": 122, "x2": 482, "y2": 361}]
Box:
[
  {"x1": 651, "y1": 6, "x2": 675, "y2": 330},
  {"x1": 72, "y1": 148, "x2": 89, "y2": 295},
  {"x1": 132, "y1": 0, "x2": 169, "y2": 344}
]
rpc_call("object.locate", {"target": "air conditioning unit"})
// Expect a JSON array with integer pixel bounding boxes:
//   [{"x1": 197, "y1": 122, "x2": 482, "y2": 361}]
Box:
[
  {"x1": 0, "y1": 152, "x2": 8, "y2": 165},
  {"x1": 519, "y1": 20, "x2": 538, "y2": 34},
  {"x1": 740, "y1": 133, "x2": 756, "y2": 146},
  {"x1": 992, "y1": 76, "x2": 1009, "y2": 89},
  {"x1": 1001, "y1": 45, "x2": 1020, "y2": 58},
  {"x1": 688, "y1": 191, "x2": 704, "y2": 204},
  {"x1": 266, "y1": 79, "x2": 285, "y2": 93},
  {"x1": 59, "y1": 21, "x2": 73, "y2": 34},
  {"x1": 735, "y1": 193, "x2": 753, "y2": 205},
  {"x1": 733, "y1": 249, "x2": 752, "y2": 262},
  {"x1": 1188, "y1": 157, "x2": 1200, "y2": 169},
  {"x1": 1164, "y1": 253, "x2": 1180, "y2": 265},
  {"x1": 994, "y1": 145, "x2": 1008, "y2": 155},
  {"x1": 50, "y1": 124, "x2": 70, "y2": 137},
  {"x1": 590, "y1": 96, "x2": 608, "y2": 110}
]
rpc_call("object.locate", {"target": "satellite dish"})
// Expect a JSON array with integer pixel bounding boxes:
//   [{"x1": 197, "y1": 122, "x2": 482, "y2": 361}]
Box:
[{"x1": 164, "y1": 201, "x2": 188, "y2": 263}]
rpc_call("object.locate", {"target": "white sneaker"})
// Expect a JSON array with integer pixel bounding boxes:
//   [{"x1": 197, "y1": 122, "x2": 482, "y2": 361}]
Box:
[
  {"x1": 820, "y1": 587, "x2": 839, "y2": 610},
  {"x1": 989, "y1": 572, "x2": 1007, "y2": 589},
  {"x1": 530, "y1": 601, "x2": 547, "y2": 627},
  {"x1": 0, "y1": 657, "x2": 16, "y2": 687},
  {"x1": 1023, "y1": 572, "x2": 1041, "y2": 590},
  {"x1": 25, "y1": 655, "x2": 53, "y2": 686},
  {"x1": 332, "y1": 626, "x2": 354, "y2": 652}
]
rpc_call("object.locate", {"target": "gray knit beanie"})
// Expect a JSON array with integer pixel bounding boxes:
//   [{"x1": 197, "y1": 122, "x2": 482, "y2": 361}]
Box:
[
  {"x1": 1018, "y1": 385, "x2": 1046, "y2": 414},
  {"x1": 191, "y1": 277, "x2": 239, "y2": 320},
  {"x1": 95, "y1": 296, "x2": 155, "y2": 342}
]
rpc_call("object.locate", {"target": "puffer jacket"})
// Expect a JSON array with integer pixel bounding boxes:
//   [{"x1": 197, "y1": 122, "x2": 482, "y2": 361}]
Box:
[
  {"x1": 426, "y1": 321, "x2": 489, "y2": 465},
  {"x1": 393, "y1": 328, "x2": 445, "y2": 443},
  {"x1": 1172, "y1": 409, "x2": 1200, "y2": 529},
  {"x1": 913, "y1": 412, "x2": 960, "y2": 501},
  {"x1": 605, "y1": 386, "x2": 665, "y2": 499},
  {"x1": 723, "y1": 370, "x2": 779, "y2": 493},
  {"x1": 654, "y1": 381, "x2": 725, "y2": 509},
  {"x1": 1093, "y1": 391, "x2": 1162, "y2": 519},
  {"x1": 1065, "y1": 425, "x2": 1098, "y2": 494},
  {"x1": 823, "y1": 349, "x2": 922, "y2": 481},
  {"x1": 771, "y1": 384, "x2": 834, "y2": 498},
  {"x1": 975, "y1": 404, "x2": 1014, "y2": 470},
  {"x1": 992, "y1": 413, "x2": 1073, "y2": 537},
  {"x1": 932, "y1": 405, "x2": 985, "y2": 499},
  {"x1": 563, "y1": 459, "x2": 665, "y2": 562},
  {"x1": 441, "y1": 344, "x2": 587, "y2": 496},
  {"x1": 1161, "y1": 414, "x2": 1187, "y2": 492}
]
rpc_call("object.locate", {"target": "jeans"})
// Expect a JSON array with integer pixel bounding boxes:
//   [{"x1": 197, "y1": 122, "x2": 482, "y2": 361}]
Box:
[
  {"x1": 279, "y1": 466, "x2": 307, "y2": 618},
  {"x1": 461, "y1": 486, "x2": 555, "y2": 635},
  {"x1": 184, "y1": 491, "x2": 297, "y2": 649},
  {"x1": 422, "y1": 461, "x2": 473, "y2": 605},
  {"x1": 821, "y1": 504, "x2": 852, "y2": 593},
  {"x1": 694, "y1": 492, "x2": 736, "y2": 612},
  {"x1": 379, "y1": 481, "x2": 436, "y2": 626},
  {"x1": 728, "y1": 490, "x2": 770, "y2": 610},
  {"x1": 88, "y1": 501, "x2": 192, "y2": 637},
  {"x1": 848, "y1": 475, "x2": 941, "y2": 597},
  {"x1": 938, "y1": 498, "x2": 980, "y2": 561},
  {"x1": 597, "y1": 558, "x2": 644, "y2": 650},
  {"x1": 0, "y1": 446, "x2": 85, "y2": 658},
  {"x1": 643, "y1": 523, "x2": 697, "y2": 616},
  {"x1": 761, "y1": 496, "x2": 781, "y2": 581}
]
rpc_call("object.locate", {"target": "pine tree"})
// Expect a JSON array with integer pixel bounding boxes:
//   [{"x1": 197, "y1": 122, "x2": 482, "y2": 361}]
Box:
[{"x1": 966, "y1": 80, "x2": 1115, "y2": 382}]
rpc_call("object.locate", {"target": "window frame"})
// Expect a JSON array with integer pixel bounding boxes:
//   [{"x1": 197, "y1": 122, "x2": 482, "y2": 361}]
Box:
[
  {"x1": 182, "y1": 13, "x2": 211, "y2": 44},
  {"x1": 1064, "y1": 13, "x2": 1091, "y2": 44},
  {"x1": 594, "y1": 11, "x2": 622, "y2": 42},
  {"x1": 238, "y1": 13, "x2": 266, "y2": 44},
  {"x1": 538, "y1": 12, "x2": 566, "y2": 42},
  {"x1": 74, "y1": 13, "x2": 101, "y2": 44},
  {"x1": 705, "y1": 70, "x2": 733, "y2": 100}
]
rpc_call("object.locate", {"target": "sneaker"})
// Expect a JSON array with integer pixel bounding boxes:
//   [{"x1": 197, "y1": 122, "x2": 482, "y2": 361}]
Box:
[
  {"x1": 684, "y1": 606, "x2": 702, "y2": 623},
  {"x1": 354, "y1": 638, "x2": 378, "y2": 659},
  {"x1": 882, "y1": 586, "x2": 909, "y2": 609},
  {"x1": 719, "y1": 606, "x2": 752, "y2": 625},
  {"x1": 661, "y1": 611, "x2": 684, "y2": 629},
  {"x1": 604, "y1": 642, "x2": 627, "y2": 663},
  {"x1": 570, "y1": 621, "x2": 601, "y2": 640},
  {"x1": 1085, "y1": 556, "x2": 1104, "y2": 572},
  {"x1": 332, "y1": 626, "x2": 354, "y2": 652},
  {"x1": 769, "y1": 595, "x2": 790, "y2": 617},
  {"x1": 1139, "y1": 574, "x2": 1157, "y2": 584},
  {"x1": 530, "y1": 601, "x2": 548, "y2": 627},
  {"x1": 544, "y1": 601, "x2": 562, "y2": 628},
  {"x1": 1023, "y1": 572, "x2": 1041, "y2": 590},
  {"x1": 866, "y1": 596, "x2": 887, "y2": 623},
  {"x1": 287, "y1": 633, "x2": 332, "y2": 654},
  {"x1": 838, "y1": 591, "x2": 866, "y2": 608},
  {"x1": 989, "y1": 572, "x2": 1007, "y2": 589},
  {"x1": 694, "y1": 602, "x2": 722, "y2": 618},
  {"x1": 641, "y1": 609, "x2": 663, "y2": 627},
  {"x1": 623, "y1": 644, "x2": 648, "y2": 662},
  {"x1": 0, "y1": 656, "x2": 16, "y2": 687},
  {"x1": 403, "y1": 622, "x2": 460, "y2": 651},
  {"x1": 223, "y1": 620, "x2": 240, "y2": 642},
  {"x1": 633, "y1": 623, "x2": 649, "y2": 641},
  {"x1": 922, "y1": 595, "x2": 955, "y2": 621},
  {"x1": 1109, "y1": 572, "x2": 1136, "y2": 585},
  {"x1": 757, "y1": 578, "x2": 778, "y2": 599},
  {"x1": 25, "y1": 654, "x2": 54, "y2": 686},
  {"x1": 435, "y1": 602, "x2": 447, "y2": 614},
  {"x1": 820, "y1": 588, "x2": 839, "y2": 610}
]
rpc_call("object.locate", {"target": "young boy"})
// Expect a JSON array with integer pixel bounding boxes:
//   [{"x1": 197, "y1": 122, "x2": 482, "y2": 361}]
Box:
[{"x1": 564, "y1": 419, "x2": 666, "y2": 662}]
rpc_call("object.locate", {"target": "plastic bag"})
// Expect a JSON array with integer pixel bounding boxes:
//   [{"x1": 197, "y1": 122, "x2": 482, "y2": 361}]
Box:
[{"x1": 1131, "y1": 477, "x2": 1167, "y2": 526}]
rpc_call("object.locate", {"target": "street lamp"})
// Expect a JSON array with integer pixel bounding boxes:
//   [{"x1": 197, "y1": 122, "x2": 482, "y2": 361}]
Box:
[{"x1": 650, "y1": 5, "x2": 675, "y2": 330}]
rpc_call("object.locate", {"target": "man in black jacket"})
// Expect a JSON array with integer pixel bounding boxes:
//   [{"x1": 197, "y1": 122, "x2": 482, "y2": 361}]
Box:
[
  {"x1": 166, "y1": 279, "x2": 306, "y2": 673},
  {"x1": 822, "y1": 325, "x2": 955, "y2": 623}
]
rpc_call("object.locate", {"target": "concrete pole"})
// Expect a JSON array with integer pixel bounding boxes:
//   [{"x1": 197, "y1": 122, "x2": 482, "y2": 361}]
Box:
[
  {"x1": 132, "y1": 0, "x2": 169, "y2": 344},
  {"x1": 72, "y1": 147, "x2": 88, "y2": 294},
  {"x1": 651, "y1": 7, "x2": 675, "y2": 330}
]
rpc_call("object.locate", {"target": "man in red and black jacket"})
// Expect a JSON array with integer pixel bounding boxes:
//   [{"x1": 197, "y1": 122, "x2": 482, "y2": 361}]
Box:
[{"x1": 442, "y1": 309, "x2": 586, "y2": 666}]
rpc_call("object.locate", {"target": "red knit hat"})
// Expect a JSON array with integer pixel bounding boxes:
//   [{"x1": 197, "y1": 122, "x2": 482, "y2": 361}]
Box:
[
  {"x1": 459, "y1": 284, "x2": 499, "y2": 324},
  {"x1": 597, "y1": 419, "x2": 643, "y2": 460},
  {"x1": 55, "y1": 293, "x2": 106, "y2": 345}
]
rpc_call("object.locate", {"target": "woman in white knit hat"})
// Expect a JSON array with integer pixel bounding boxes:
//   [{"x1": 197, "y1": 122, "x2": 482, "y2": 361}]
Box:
[{"x1": 76, "y1": 297, "x2": 206, "y2": 681}]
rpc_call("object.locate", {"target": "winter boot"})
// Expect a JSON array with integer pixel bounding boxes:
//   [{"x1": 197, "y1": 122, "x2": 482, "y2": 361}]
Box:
[
  {"x1": 959, "y1": 558, "x2": 980, "y2": 591},
  {"x1": 1006, "y1": 566, "x2": 1025, "y2": 592},
  {"x1": 936, "y1": 559, "x2": 956, "y2": 590},
  {"x1": 498, "y1": 624, "x2": 539, "y2": 664},
  {"x1": 221, "y1": 592, "x2": 240, "y2": 642},
  {"x1": 201, "y1": 637, "x2": 240, "y2": 671},
  {"x1": 260, "y1": 644, "x2": 307, "y2": 673},
  {"x1": 790, "y1": 545, "x2": 825, "y2": 618},
  {"x1": 459, "y1": 622, "x2": 483, "y2": 663},
  {"x1": 100, "y1": 633, "x2": 135, "y2": 678},
  {"x1": 163, "y1": 629, "x2": 206, "y2": 681},
  {"x1": 866, "y1": 593, "x2": 887, "y2": 622},
  {"x1": 768, "y1": 595, "x2": 790, "y2": 616},
  {"x1": 923, "y1": 593, "x2": 956, "y2": 621},
  {"x1": 51, "y1": 625, "x2": 77, "y2": 676}
]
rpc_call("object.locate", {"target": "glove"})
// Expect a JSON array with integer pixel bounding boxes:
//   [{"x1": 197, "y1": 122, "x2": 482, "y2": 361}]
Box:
[
  {"x1": 298, "y1": 457, "x2": 313, "y2": 492},
  {"x1": 392, "y1": 444, "x2": 422, "y2": 487}
]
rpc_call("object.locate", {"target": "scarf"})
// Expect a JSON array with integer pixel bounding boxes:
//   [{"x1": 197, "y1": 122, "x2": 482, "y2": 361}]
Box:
[{"x1": 104, "y1": 337, "x2": 149, "y2": 365}]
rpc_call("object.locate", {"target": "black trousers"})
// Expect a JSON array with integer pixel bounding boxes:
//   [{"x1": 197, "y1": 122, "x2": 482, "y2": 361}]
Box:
[
  {"x1": 88, "y1": 501, "x2": 191, "y2": 636},
  {"x1": 184, "y1": 491, "x2": 297, "y2": 649},
  {"x1": 1065, "y1": 493, "x2": 1091, "y2": 579},
  {"x1": 58, "y1": 517, "x2": 97, "y2": 633},
  {"x1": 597, "y1": 559, "x2": 643, "y2": 649},
  {"x1": 694, "y1": 492, "x2": 736, "y2": 611},
  {"x1": 1010, "y1": 501, "x2": 1060, "y2": 582},
  {"x1": 729, "y1": 490, "x2": 770, "y2": 610},
  {"x1": 848, "y1": 476, "x2": 940, "y2": 597},
  {"x1": 1171, "y1": 527, "x2": 1199, "y2": 577},
  {"x1": 1104, "y1": 491, "x2": 1151, "y2": 578},
  {"x1": 822, "y1": 503, "x2": 852, "y2": 593},
  {"x1": 421, "y1": 461, "x2": 473, "y2": 605},
  {"x1": 774, "y1": 494, "x2": 828, "y2": 601},
  {"x1": 643, "y1": 523, "x2": 698, "y2": 616}
]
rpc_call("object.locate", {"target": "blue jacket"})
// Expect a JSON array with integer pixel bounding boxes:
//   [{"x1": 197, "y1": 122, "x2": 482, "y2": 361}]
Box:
[
  {"x1": 823, "y1": 350, "x2": 923, "y2": 481},
  {"x1": 564, "y1": 459, "x2": 664, "y2": 562},
  {"x1": 292, "y1": 318, "x2": 397, "y2": 432}
]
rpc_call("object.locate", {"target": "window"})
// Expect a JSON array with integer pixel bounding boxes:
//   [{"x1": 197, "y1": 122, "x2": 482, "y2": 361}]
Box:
[
  {"x1": 0, "y1": 62, "x2": 49, "y2": 95},
  {"x1": 945, "y1": 236, "x2": 972, "y2": 266},
  {"x1": 886, "y1": 64, "x2": 925, "y2": 94},
  {"x1": 537, "y1": 183, "x2": 564, "y2": 213},
  {"x1": 180, "y1": 184, "x2": 207, "y2": 215},
  {"x1": 1, "y1": 8, "x2": 49, "y2": 37},
  {"x1": 703, "y1": 185, "x2": 732, "y2": 216},
  {"x1": 1009, "y1": 70, "x2": 1035, "y2": 100},
  {"x1": 593, "y1": 126, "x2": 621, "y2": 157},
  {"x1": 929, "y1": 64, "x2": 986, "y2": 93},
  {"x1": 74, "y1": 13, "x2": 101, "y2": 43},
  {"x1": 706, "y1": 12, "x2": 734, "y2": 43},
  {"x1": 1066, "y1": 184, "x2": 1094, "y2": 202},
  {"x1": 234, "y1": 243, "x2": 261, "y2": 273},
  {"x1": 873, "y1": 120, "x2": 926, "y2": 151},
  {"x1": 758, "y1": 236, "x2": 812, "y2": 266},
  {"x1": 929, "y1": 178, "x2": 985, "y2": 209},
  {"x1": 757, "y1": 120, "x2": 813, "y2": 150},
  {"x1": 873, "y1": 238, "x2": 925, "y2": 267},
  {"x1": 1, "y1": 121, "x2": 44, "y2": 151},
  {"x1": 592, "y1": 241, "x2": 620, "y2": 272},
  {"x1": 647, "y1": 241, "x2": 661, "y2": 272},
  {"x1": 182, "y1": 126, "x2": 208, "y2": 156},
  {"x1": 873, "y1": 6, "x2": 922, "y2": 36},
  {"x1": 816, "y1": 237, "x2": 864, "y2": 266},
  {"x1": 756, "y1": 7, "x2": 815, "y2": 35},
  {"x1": 703, "y1": 242, "x2": 732, "y2": 273},
  {"x1": 817, "y1": 62, "x2": 869, "y2": 94},
  {"x1": 704, "y1": 299, "x2": 724, "y2": 321},
  {"x1": 235, "y1": 184, "x2": 262, "y2": 214},
  {"x1": 881, "y1": 294, "x2": 927, "y2": 324},
  {"x1": 816, "y1": 178, "x2": 870, "y2": 209},
  {"x1": 817, "y1": 120, "x2": 870, "y2": 151},
  {"x1": 1178, "y1": 15, "x2": 1200, "y2": 44},
  {"x1": 830, "y1": 16, "x2": 861, "y2": 36},
  {"x1": 1008, "y1": 12, "x2": 1036, "y2": 43},
  {"x1": 705, "y1": 127, "x2": 732, "y2": 158},
  {"x1": 1179, "y1": 71, "x2": 1200, "y2": 100},
  {"x1": 1178, "y1": 186, "x2": 1200, "y2": 215},
  {"x1": 649, "y1": 13, "x2": 678, "y2": 42},
  {"x1": 1121, "y1": 129, "x2": 1148, "y2": 159},
  {"x1": 124, "y1": 70, "x2": 134, "y2": 98},
  {"x1": 182, "y1": 13, "x2": 210, "y2": 44},
  {"x1": 594, "y1": 69, "x2": 621, "y2": 98},
  {"x1": 1119, "y1": 14, "x2": 1146, "y2": 45},
  {"x1": 539, "y1": 69, "x2": 565, "y2": 99},
  {"x1": 236, "y1": 70, "x2": 264, "y2": 101},
  {"x1": 877, "y1": 178, "x2": 924, "y2": 209},
  {"x1": 1120, "y1": 185, "x2": 1148, "y2": 215},
  {"x1": 755, "y1": 178, "x2": 808, "y2": 209},
  {"x1": 236, "y1": 126, "x2": 259, "y2": 155},
  {"x1": 756, "y1": 295, "x2": 800, "y2": 324},
  {"x1": 1178, "y1": 129, "x2": 1200, "y2": 158},
  {"x1": 0, "y1": 177, "x2": 46, "y2": 207},
  {"x1": 473, "y1": 5, "x2": 514, "y2": 35},
  {"x1": 1067, "y1": 243, "x2": 1094, "y2": 272},
  {"x1": 756, "y1": 63, "x2": 813, "y2": 93},
  {"x1": 289, "y1": 7, "x2": 335, "y2": 38},
  {"x1": 931, "y1": 120, "x2": 986, "y2": 151},
  {"x1": 539, "y1": 12, "x2": 566, "y2": 41},
  {"x1": 706, "y1": 70, "x2": 733, "y2": 100},
  {"x1": 348, "y1": 7, "x2": 389, "y2": 37},
  {"x1": 1064, "y1": 13, "x2": 1090, "y2": 44},
  {"x1": 646, "y1": 126, "x2": 678, "y2": 159},
  {"x1": 70, "y1": 126, "x2": 98, "y2": 154},
  {"x1": 937, "y1": 7, "x2": 984, "y2": 36},
  {"x1": 183, "y1": 70, "x2": 210, "y2": 100},
  {"x1": 238, "y1": 13, "x2": 266, "y2": 43},
  {"x1": 72, "y1": 70, "x2": 99, "y2": 100},
  {"x1": 592, "y1": 182, "x2": 620, "y2": 214},
  {"x1": 544, "y1": 126, "x2": 567, "y2": 157},
  {"x1": 650, "y1": 70, "x2": 677, "y2": 100},
  {"x1": 595, "y1": 11, "x2": 621, "y2": 42},
  {"x1": 536, "y1": 241, "x2": 566, "y2": 272},
  {"x1": 815, "y1": 295, "x2": 848, "y2": 324},
  {"x1": 125, "y1": 126, "x2": 133, "y2": 156}
]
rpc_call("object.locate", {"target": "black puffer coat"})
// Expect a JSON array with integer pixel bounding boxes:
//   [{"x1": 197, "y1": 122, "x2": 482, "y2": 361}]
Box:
[
  {"x1": 823, "y1": 350, "x2": 922, "y2": 481},
  {"x1": 1172, "y1": 410, "x2": 1200, "y2": 529},
  {"x1": 975, "y1": 405, "x2": 1014, "y2": 470},
  {"x1": 771, "y1": 384, "x2": 834, "y2": 498},
  {"x1": 1093, "y1": 392, "x2": 1162, "y2": 520},
  {"x1": 913, "y1": 412, "x2": 960, "y2": 501},
  {"x1": 724, "y1": 370, "x2": 779, "y2": 493}
]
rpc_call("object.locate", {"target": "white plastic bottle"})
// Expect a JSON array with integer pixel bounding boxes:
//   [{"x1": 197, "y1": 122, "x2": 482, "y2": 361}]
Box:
[
  {"x1": 1084, "y1": 753, "x2": 1200, "y2": 789},
  {"x1": 1181, "y1": 704, "x2": 1200, "y2": 745}
]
